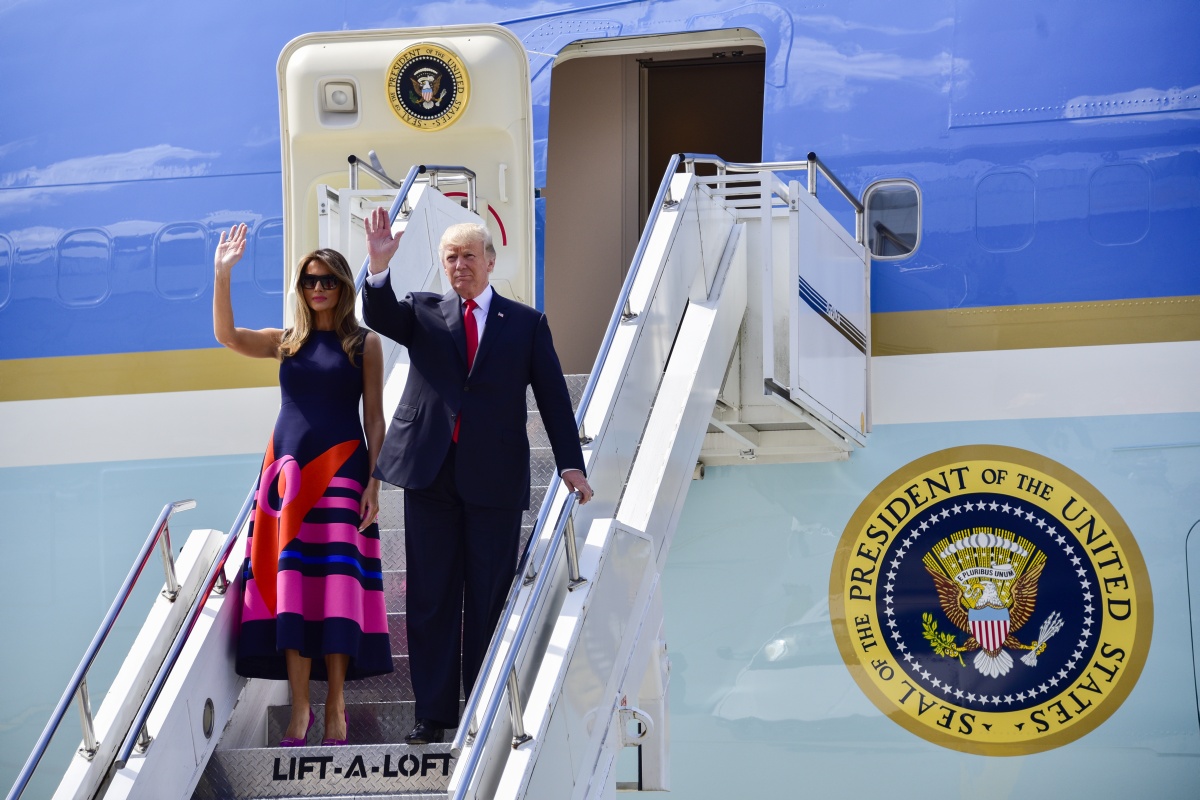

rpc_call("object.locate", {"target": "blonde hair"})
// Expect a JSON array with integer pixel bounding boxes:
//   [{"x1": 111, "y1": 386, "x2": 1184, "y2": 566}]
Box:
[
  {"x1": 440, "y1": 222, "x2": 496, "y2": 259},
  {"x1": 279, "y1": 248, "x2": 363, "y2": 365}
]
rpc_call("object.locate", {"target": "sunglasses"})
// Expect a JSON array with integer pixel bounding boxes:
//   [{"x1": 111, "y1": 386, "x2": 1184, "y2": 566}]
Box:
[{"x1": 299, "y1": 274, "x2": 341, "y2": 291}]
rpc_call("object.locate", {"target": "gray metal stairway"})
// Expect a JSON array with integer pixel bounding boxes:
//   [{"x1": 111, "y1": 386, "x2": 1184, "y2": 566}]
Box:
[
  {"x1": 22, "y1": 155, "x2": 867, "y2": 800},
  {"x1": 191, "y1": 378, "x2": 587, "y2": 800}
]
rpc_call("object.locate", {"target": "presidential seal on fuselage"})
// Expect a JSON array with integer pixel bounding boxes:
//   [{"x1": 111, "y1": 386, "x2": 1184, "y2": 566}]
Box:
[
  {"x1": 830, "y1": 446, "x2": 1151, "y2": 755},
  {"x1": 385, "y1": 43, "x2": 469, "y2": 130}
]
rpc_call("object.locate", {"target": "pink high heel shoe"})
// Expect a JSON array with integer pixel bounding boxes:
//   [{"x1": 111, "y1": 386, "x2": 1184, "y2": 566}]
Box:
[
  {"x1": 322, "y1": 711, "x2": 349, "y2": 746},
  {"x1": 279, "y1": 710, "x2": 314, "y2": 747}
]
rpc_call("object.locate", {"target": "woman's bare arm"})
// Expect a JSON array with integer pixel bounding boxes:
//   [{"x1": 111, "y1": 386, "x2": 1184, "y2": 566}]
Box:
[{"x1": 213, "y1": 223, "x2": 283, "y2": 359}]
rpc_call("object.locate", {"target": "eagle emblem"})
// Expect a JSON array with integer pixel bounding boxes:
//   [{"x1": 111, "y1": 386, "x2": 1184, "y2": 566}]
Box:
[
  {"x1": 831, "y1": 447, "x2": 1152, "y2": 755},
  {"x1": 386, "y1": 43, "x2": 469, "y2": 130},
  {"x1": 922, "y1": 528, "x2": 1061, "y2": 677},
  {"x1": 409, "y1": 67, "x2": 446, "y2": 110}
]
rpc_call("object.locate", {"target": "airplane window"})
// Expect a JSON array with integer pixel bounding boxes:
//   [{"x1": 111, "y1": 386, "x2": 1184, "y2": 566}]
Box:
[{"x1": 863, "y1": 180, "x2": 921, "y2": 260}]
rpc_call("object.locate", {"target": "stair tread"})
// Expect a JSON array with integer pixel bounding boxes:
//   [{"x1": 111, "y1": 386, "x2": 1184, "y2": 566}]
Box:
[
  {"x1": 196, "y1": 743, "x2": 455, "y2": 799},
  {"x1": 263, "y1": 701, "x2": 460, "y2": 747}
]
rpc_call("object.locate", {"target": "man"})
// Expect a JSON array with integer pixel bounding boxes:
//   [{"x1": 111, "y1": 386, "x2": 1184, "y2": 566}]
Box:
[{"x1": 361, "y1": 206, "x2": 592, "y2": 745}]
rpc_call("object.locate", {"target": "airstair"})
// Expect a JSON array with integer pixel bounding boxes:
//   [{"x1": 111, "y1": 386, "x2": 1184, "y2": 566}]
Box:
[{"x1": 8, "y1": 147, "x2": 869, "y2": 800}]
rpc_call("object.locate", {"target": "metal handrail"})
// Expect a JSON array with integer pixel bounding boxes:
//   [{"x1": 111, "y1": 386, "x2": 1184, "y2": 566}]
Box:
[
  {"x1": 352, "y1": 163, "x2": 479, "y2": 292},
  {"x1": 350, "y1": 158, "x2": 479, "y2": 207},
  {"x1": 7, "y1": 499, "x2": 196, "y2": 800},
  {"x1": 682, "y1": 152, "x2": 864, "y2": 242},
  {"x1": 450, "y1": 495, "x2": 579, "y2": 797},
  {"x1": 804, "y1": 151, "x2": 863, "y2": 212},
  {"x1": 448, "y1": 153, "x2": 685, "y2": 797},
  {"x1": 449, "y1": 477, "x2": 570, "y2": 753},
  {"x1": 114, "y1": 487, "x2": 256, "y2": 768},
  {"x1": 354, "y1": 164, "x2": 423, "y2": 293},
  {"x1": 349, "y1": 154, "x2": 403, "y2": 190},
  {"x1": 420, "y1": 165, "x2": 478, "y2": 214},
  {"x1": 571, "y1": 152, "x2": 683, "y2": 434}
]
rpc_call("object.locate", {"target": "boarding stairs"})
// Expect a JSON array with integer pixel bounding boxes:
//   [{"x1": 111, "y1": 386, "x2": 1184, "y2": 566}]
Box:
[{"x1": 10, "y1": 153, "x2": 870, "y2": 800}]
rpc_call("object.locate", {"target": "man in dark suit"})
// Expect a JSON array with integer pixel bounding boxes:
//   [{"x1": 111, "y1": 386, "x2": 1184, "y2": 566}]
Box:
[{"x1": 361, "y1": 207, "x2": 592, "y2": 744}]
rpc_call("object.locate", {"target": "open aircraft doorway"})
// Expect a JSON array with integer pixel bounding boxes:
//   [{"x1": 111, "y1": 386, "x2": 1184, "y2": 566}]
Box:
[{"x1": 544, "y1": 30, "x2": 766, "y2": 373}]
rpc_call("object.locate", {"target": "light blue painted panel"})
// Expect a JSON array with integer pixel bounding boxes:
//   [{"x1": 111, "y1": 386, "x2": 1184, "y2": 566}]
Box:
[
  {"x1": 665, "y1": 413, "x2": 1200, "y2": 798},
  {"x1": 0, "y1": 454, "x2": 260, "y2": 796}
]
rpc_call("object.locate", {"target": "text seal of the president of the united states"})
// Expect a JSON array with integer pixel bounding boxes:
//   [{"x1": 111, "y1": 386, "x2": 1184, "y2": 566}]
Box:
[
  {"x1": 830, "y1": 445, "x2": 1152, "y2": 755},
  {"x1": 386, "y1": 43, "x2": 469, "y2": 131}
]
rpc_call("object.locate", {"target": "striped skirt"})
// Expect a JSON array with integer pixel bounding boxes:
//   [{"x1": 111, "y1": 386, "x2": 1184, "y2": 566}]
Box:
[{"x1": 236, "y1": 438, "x2": 392, "y2": 681}]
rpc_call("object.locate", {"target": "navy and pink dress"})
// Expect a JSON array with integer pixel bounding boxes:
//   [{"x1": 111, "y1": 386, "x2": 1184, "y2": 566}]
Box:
[{"x1": 236, "y1": 329, "x2": 392, "y2": 680}]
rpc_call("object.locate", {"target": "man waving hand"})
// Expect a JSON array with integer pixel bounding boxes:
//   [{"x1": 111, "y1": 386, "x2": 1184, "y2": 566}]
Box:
[{"x1": 361, "y1": 207, "x2": 591, "y2": 744}]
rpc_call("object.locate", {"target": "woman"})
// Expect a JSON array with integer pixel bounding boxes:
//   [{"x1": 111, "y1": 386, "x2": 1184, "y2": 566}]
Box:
[{"x1": 213, "y1": 223, "x2": 390, "y2": 747}]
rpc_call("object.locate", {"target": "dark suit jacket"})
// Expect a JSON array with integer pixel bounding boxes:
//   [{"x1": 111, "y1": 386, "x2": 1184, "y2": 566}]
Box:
[{"x1": 362, "y1": 282, "x2": 585, "y2": 511}]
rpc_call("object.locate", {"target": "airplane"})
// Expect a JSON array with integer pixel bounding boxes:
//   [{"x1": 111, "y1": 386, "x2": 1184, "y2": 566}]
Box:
[{"x1": 2, "y1": 0, "x2": 1198, "y2": 798}]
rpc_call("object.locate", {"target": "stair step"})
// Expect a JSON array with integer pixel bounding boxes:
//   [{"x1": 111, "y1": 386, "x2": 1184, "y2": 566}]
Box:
[
  {"x1": 194, "y1": 743, "x2": 455, "y2": 799},
  {"x1": 265, "y1": 702, "x2": 459, "y2": 747},
  {"x1": 307, "y1": 656, "x2": 417, "y2": 704}
]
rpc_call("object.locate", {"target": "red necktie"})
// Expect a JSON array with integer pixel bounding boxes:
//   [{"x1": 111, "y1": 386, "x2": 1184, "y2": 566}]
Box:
[
  {"x1": 464, "y1": 298, "x2": 479, "y2": 370},
  {"x1": 453, "y1": 299, "x2": 478, "y2": 442}
]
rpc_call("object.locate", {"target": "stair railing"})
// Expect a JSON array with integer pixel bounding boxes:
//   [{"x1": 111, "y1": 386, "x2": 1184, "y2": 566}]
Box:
[
  {"x1": 681, "y1": 151, "x2": 863, "y2": 242},
  {"x1": 113, "y1": 489, "x2": 255, "y2": 769},
  {"x1": 448, "y1": 153, "x2": 685, "y2": 798},
  {"x1": 6, "y1": 500, "x2": 197, "y2": 800}
]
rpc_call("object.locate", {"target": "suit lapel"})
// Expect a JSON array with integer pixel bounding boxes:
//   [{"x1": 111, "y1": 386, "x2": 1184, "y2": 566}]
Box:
[
  {"x1": 439, "y1": 290, "x2": 468, "y2": 369},
  {"x1": 471, "y1": 291, "x2": 509, "y2": 372}
]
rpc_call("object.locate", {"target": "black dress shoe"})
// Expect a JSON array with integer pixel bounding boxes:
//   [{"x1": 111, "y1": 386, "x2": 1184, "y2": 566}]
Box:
[{"x1": 405, "y1": 719, "x2": 445, "y2": 745}]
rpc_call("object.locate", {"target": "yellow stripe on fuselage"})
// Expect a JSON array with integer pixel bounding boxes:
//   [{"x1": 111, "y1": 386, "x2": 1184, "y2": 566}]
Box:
[
  {"x1": 3, "y1": 296, "x2": 1199, "y2": 401},
  {"x1": 873, "y1": 295, "x2": 1200, "y2": 355},
  {"x1": 0, "y1": 348, "x2": 278, "y2": 402}
]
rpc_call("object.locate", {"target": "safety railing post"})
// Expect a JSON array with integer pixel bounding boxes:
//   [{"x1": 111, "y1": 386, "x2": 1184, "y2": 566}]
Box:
[
  {"x1": 134, "y1": 724, "x2": 153, "y2": 754},
  {"x1": 563, "y1": 509, "x2": 587, "y2": 591},
  {"x1": 76, "y1": 679, "x2": 98, "y2": 760},
  {"x1": 507, "y1": 670, "x2": 532, "y2": 749},
  {"x1": 522, "y1": 556, "x2": 538, "y2": 586},
  {"x1": 158, "y1": 522, "x2": 181, "y2": 601}
]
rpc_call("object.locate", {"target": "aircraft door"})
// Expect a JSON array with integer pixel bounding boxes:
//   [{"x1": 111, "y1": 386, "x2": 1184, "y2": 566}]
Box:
[
  {"x1": 544, "y1": 33, "x2": 766, "y2": 373},
  {"x1": 278, "y1": 25, "x2": 533, "y2": 307}
]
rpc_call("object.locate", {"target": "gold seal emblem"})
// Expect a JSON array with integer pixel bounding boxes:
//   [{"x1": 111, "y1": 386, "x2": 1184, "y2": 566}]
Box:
[
  {"x1": 385, "y1": 43, "x2": 470, "y2": 131},
  {"x1": 830, "y1": 445, "x2": 1152, "y2": 755}
]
